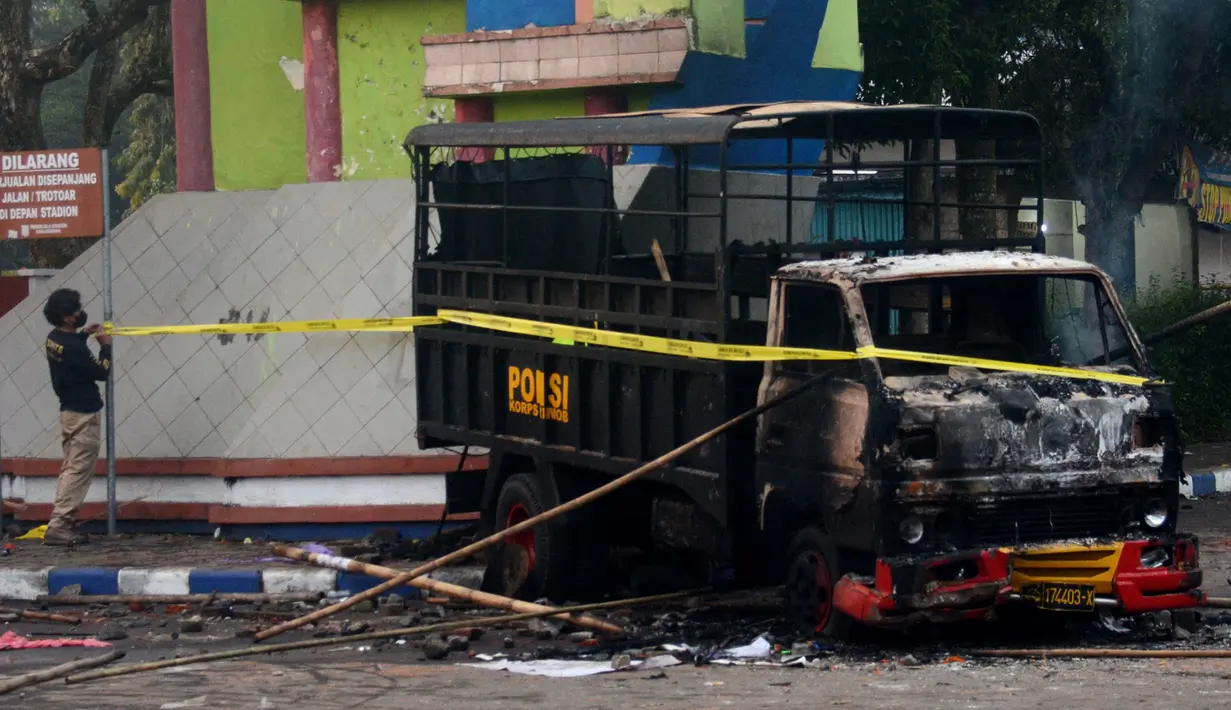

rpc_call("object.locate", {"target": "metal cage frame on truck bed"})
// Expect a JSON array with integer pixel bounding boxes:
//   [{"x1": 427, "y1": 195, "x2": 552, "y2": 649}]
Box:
[{"x1": 404, "y1": 102, "x2": 1046, "y2": 344}]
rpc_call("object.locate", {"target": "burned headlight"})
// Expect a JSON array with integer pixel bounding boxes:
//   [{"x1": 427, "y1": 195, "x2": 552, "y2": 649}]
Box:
[
  {"x1": 1140, "y1": 546, "x2": 1171, "y2": 569},
  {"x1": 1144, "y1": 498, "x2": 1169, "y2": 529},
  {"x1": 899, "y1": 516, "x2": 925, "y2": 545}
]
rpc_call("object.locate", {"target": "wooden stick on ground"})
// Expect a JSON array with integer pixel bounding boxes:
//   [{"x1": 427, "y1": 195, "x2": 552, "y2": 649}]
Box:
[
  {"x1": 253, "y1": 374, "x2": 827, "y2": 643},
  {"x1": 36, "y1": 593, "x2": 323, "y2": 606},
  {"x1": 973, "y1": 648, "x2": 1231, "y2": 659},
  {"x1": 274, "y1": 545, "x2": 622, "y2": 635},
  {"x1": 0, "y1": 651, "x2": 124, "y2": 695},
  {"x1": 66, "y1": 591, "x2": 692, "y2": 686},
  {"x1": 0, "y1": 607, "x2": 81, "y2": 624},
  {"x1": 1200, "y1": 597, "x2": 1231, "y2": 609}
]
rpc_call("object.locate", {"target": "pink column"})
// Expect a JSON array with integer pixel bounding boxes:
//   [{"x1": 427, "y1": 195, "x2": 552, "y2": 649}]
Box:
[
  {"x1": 171, "y1": 0, "x2": 215, "y2": 192},
  {"x1": 302, "y1": 0, "x2": 343, "y2": 182},
  {"x1": 455, "y1": 97, "x2": 495, "y2": 163},
  {"x1": 584, "y1": 88, "x2": 628, "y2": 165}
]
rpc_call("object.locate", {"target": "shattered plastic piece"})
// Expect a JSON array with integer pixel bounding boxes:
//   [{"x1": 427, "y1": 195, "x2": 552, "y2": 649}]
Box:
[
  {"x1": 720, "y1": 635, "x2": 773, "y2": 660},
  {"x1": 1099, "y1": 608, "x2": 1133, "y2": 634},
  {"x1": 943, "y1": 656, "x2": 966, "y2": 664},
  {"x1": 160, "y1": 697, "x2": 209, "y2": 710},
  {"x1": 463, "y1": 655, "x2": 681, "y2": 678},
  {"x1": 0, "y1": 630, "x2": 112, "y2": 650},
  {"x1": 16, "y1": 524, "x2": 47, "y2": 540},
  {"x1": 468, "y1": 660, "x2": 619, "y2": 678}
]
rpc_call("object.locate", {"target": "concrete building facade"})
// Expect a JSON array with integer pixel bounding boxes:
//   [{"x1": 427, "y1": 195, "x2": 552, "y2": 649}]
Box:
[{"x1": 1, "y1": 0, "x2": 863, "y2": 536}]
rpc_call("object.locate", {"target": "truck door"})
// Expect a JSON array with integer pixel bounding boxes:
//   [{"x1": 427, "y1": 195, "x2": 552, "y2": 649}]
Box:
[{"x1": 757, "y1": 281, "x2": 870, "y2": 513}]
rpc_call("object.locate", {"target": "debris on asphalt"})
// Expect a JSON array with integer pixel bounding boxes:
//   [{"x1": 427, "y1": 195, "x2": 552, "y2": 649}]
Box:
[
  {"x1": 422, "y1": 638, "x2": 451, "y2": 660},
  {"x1": 96, "y1": 624, "x2": 129, "y2": 642},
  {"x1": 0, "y1": 606, "x2": 81, "y2": 624},
  {"x1": 719, "y1": 635, "x2": 773, "y2": 660},
  {"x1": 180, "y1": 616, "x2": 205, "y2": 633},
  {"x1": 0, "y1": 650, "x2": 124, "y2": 696},
  {"x1": 16, "y1": 524, "x2": 47, "y2": 540},
  {"x1": 465, "y1": 654, "x2": 682, "y2": 678},
  {"x1": 0, "y1": 630, "x2": 113, "y2": 650}
]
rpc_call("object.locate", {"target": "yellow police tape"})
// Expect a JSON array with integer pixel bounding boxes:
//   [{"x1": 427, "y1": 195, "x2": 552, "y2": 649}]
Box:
[
  {"x1": 106, "y1": 315, "x2": 445, "y2": 337},
  {"x1": 104, "y1": 311, "x2": 1151, "y2": 387}
]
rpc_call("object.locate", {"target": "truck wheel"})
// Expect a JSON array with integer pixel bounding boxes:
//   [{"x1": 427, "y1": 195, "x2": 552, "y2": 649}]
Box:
[
  {"x1": 785, "y1": 527, "x2": 854, "y2": 639},
  {"x1": 492, "y1": 473, "x2": 570, "y2": 601}
]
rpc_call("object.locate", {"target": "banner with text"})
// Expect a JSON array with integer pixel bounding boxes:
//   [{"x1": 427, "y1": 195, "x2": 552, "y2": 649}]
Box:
[
  {"x1": 1178, "y1": 142, "x2": 1231, "y2": 228},
  {"x1": 0, "y1": 148, "x2": 105, "y2": 239}
]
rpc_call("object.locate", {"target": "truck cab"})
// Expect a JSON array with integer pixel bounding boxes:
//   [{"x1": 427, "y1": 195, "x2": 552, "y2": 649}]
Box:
[{"x1": 758, "y1": 253, "x2": 1201, "y2": 633}]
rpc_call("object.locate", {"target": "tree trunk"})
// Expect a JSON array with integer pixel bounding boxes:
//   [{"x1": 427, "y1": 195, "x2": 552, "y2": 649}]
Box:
[
  {"x1": 0, "y1": 0, "x2": 41, "y2": 151},
  {"x1": 83, "y1": 39, "x2": 119, "y2": 147},
  {"x1": 907, "y1": 138, "x2": 935, "y2": 241},
  {"x1": 956, "y1": 69, "x2": 1000, "y2": 243},
  {"x1": 1082, "y1": 204, "x2": 1137, "y2": 298}
]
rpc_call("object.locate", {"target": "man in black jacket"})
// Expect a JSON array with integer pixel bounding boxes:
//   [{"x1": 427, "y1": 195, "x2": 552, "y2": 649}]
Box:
[{"x1": 42, "y1": 288, "x2": 111, "y2": 546}]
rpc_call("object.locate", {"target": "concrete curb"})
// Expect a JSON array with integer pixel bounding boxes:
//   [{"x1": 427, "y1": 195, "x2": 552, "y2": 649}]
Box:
[
  {"x1": 0, "y1": 566, "x2": 485, "y2": 602},
  {"x1": 1182, "y1": 468, "x2": 1231, "y2": 499}
]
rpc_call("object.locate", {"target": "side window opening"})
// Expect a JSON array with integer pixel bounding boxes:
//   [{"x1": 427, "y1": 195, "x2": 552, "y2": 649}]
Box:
[{"x1": 782, "y1": 284, "x2": 851, "y2": 374}]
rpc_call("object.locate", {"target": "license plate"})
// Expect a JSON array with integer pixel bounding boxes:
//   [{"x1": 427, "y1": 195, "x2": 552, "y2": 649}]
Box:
[{"x1": 1020, "y1": 583, "x2": 1097, "y2": 611}]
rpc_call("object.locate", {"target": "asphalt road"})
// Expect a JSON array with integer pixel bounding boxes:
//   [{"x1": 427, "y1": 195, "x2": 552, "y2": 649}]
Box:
[{"x1": 1, "y1": 497, "x2": 1230, "y2": 709}]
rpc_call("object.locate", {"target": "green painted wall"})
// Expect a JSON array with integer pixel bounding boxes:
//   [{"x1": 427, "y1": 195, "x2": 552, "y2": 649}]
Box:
[
  {"x1": 593, "y1": 0, "x2": 690, "y2": 20},
  {"x1": 813, "y1": 0, "x2": 863, "y2": 71},
  {"x1": 493, "y1": 91, "x2": 586, "y2": 123},
  {"x1": 626, "y1": 87, "x2": 655, "y2": 114},
  {"x1": 337, "y1": 0, "x2": 465, "y2": 181},
  {"x1": 494, "y1": 92, "x2": 587, "y2": 157},
  {"x1": 207, "y1": 0, "x2": 306, "y2": 191},
  {"x1": 693, "y1": 0, "x2": 745, "y2": 57}
]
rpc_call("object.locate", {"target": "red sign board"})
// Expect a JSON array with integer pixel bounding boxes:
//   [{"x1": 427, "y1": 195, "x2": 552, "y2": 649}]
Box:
[{"x1": 0, "y1": 148, "x2": 105, "y2": 239}]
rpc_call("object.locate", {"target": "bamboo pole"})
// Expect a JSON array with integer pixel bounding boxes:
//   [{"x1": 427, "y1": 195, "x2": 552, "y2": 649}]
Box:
[
  {"x1": 274, "y1": 545, "x2": 622, "y2": 635},
  {"x1": 973, "y1": 648, "x2": 1231, "y2": 659},
  {"x1": 35, "y1": 593, "x2": 322, "y2": 606},
  {"x1": 0, "y1": 607, "x2": 81, "y2": 624},
  {"x1": 1200, "y1": 597, "x2": 1231, "y2": 609},
  {"x1": 253, "y1": 374, "x2": 826, "y2": 642},
  {"x1": 0, "y1": 651, "x2": 124, "y2": 695},
  {"x1": 65, "y1": 591, "x2": 692, "y2": 686}
]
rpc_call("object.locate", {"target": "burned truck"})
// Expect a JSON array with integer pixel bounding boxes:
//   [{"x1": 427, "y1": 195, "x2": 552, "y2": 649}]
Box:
[{"x1": 405, "y1": 103, "x2": 1202, "y2": 634}]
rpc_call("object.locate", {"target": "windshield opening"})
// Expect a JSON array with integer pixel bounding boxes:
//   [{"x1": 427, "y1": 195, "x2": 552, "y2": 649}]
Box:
[{"x1": 859, "y1": 274, "x2": 1138, "y2": 378}]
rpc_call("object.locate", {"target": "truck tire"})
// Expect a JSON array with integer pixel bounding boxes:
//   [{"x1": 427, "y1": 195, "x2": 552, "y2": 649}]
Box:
[
  {"x1": 491, "y1": 473, "x2": 575, "y2": 602},
  {"x1": 785, "y1": 527, "x2": 854, "y2": 640}
]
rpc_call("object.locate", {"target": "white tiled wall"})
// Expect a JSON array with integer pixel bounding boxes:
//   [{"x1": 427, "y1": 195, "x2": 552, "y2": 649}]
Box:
[{"x1": 0, "y1": 181, "x2": 427, "y2": 460}]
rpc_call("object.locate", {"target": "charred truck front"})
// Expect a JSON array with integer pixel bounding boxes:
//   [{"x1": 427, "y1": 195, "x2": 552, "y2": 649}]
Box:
[{"x1": 406, "y1": 102, "x2": 1202, "y2": 637}]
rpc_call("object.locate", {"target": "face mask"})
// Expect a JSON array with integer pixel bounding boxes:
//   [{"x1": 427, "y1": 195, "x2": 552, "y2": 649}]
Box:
[{"x1": 73, "y1": 311, "x2": 88, "y2": 328}]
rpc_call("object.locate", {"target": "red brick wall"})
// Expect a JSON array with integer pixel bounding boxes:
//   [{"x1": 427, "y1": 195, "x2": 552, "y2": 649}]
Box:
[{"x1": 0, "y1": 276, "x2": 28, "y2": 320}]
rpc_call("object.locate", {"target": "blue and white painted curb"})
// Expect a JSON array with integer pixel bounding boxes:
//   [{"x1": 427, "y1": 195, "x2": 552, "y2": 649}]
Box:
[
  {"x1": 1182, "y1": 468, "x2": 1231, "y2": 499},
  {"x1": 0, "y1": 566, "x2": 484, "y2": 602}
]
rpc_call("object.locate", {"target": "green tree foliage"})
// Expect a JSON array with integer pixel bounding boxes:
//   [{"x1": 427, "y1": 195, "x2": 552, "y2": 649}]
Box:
[
  {"x1": 115, "y1": 92, "x2": 174, "y2": 215},
  {"x1": 0, "y1": 0, "x2": 171, "y2": 268},
  {"x1": 1126, "y1": 277, "x2": 1231, "y2": 443},
  {"x1": 859, "y1": 0, "x2": 1231, "y2": 292}
]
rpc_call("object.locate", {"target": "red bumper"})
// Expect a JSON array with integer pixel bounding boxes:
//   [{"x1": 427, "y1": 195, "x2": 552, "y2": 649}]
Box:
[
  {"x1": 1112, "y1": 538, "x2": 1204, "y2": 613},
  {"x1": 833, "y1": 537, "x2": 1203, "y2": 627}
]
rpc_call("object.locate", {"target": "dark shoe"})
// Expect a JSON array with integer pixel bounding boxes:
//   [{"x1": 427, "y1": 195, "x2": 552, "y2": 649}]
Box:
[{"x1": 42, "y1": 527, "x2": 88, "y2": 547}]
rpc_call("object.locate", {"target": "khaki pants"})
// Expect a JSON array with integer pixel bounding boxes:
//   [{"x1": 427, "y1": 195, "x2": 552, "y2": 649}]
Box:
[{"x1": 50, "y1": 411, "x2": 101, "y2": 533}]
